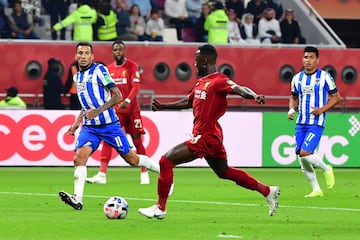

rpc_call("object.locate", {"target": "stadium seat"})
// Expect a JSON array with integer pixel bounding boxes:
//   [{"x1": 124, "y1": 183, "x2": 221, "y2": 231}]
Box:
[
  {"x1": 163, "y1": 28, "x2": 181, "y2": 43},
  {"x1": 181, "y1": 28, "x2": 196, "y2": 42}
]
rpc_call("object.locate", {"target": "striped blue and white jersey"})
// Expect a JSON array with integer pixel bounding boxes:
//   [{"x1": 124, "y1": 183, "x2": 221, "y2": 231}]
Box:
[
  {"x1": 74, "y1": 63, "x2": 119, "y2": 126},
  {"x1": 291, "y1": 68, "x2": 338, "y2": 127}
]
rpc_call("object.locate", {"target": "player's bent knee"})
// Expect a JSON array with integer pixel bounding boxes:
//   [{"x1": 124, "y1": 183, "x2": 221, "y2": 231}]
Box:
[{"x1": 122, "y1": 152, "x2": 139, "y2": 166}]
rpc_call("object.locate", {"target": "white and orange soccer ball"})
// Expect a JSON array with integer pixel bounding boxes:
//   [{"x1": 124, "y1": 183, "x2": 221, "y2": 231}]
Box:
[{"x1": 103, "y1": 196, "x2": 128, "y2": 219}]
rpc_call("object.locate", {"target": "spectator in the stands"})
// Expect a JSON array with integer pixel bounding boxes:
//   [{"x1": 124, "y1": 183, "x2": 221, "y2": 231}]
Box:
[
  {"x1": 0, "y1": 86, "x2": 27, "y2": 109},
  {"x1": 186, "y1": 0, "x2": 205, "y2": 27},
  {"x1": 129, "y1": 3, "x2": 146, "y2": 41},
  {"x1": 194, "y1": 2, "x2": 210, "y2": 42},
  {"x1": 245, "y1": 0, "x2": 267, "y2": 25},
  {"x1": 150, "y1": 0, "x2": 160, "y2": 9},
  {"x1": 280, "y1": 8, "x2": 305, "y2": 44},
  {"x1": 110, "y1": 0, "x2": 130, "y2": 10},
  {"x1": 114, "y1": 0, "x2": 137, "y2": 41},
  {"x1": 8, "y1": 0, "x2": 39, "y2": 39},
  {"x1": 21, "y1": 0, "x2": 44, "y2": 26},
  {"x1": 64, "y1": 61, "x2": 81, "y2": 110},
  {"x1": 43, "y1": 58, "x2": 65, "y2": 110},
  {"x1": 0, "y1": 3, "x2": 11, "y2": 38},
  {"x1": 52, "y1": 0, "x2": 97, "y2": 41},
  {"x1": 128, "y1": 0, "x2": 152, "y2": 19},
  {"x1": 227, "y1": 8, "x2": 244, "y2": 44},
  {"x1": 265, "y1": 0, "x2": 283, "y2": 20},
  {"x1": 258, "y1": 7, "x2": 281, "y2": 44},
  {"x1": 0, "y1": 0, "x2": 7, "y2": 7},
  {"x1": 225, "y1": 0, "x2": 244, "y2": 25},
  {"x1": 240, "y1": 13, "x2": 260, "y2": 44},
  {"x1": 204, "y1": 1, "x2": 228, "y2": 44},
  {"x1": 94, "y1": 0, "x2": 118, "y2": 41},
  {"x1": 144, "y1": 8, "x2": 164, "y2": 41},
  {"x1": 42, "y1": 0, "x2": 71, "y2": 40},
  {"x1": 164, "y1": 0, "x2": 190, "y2": 40}
]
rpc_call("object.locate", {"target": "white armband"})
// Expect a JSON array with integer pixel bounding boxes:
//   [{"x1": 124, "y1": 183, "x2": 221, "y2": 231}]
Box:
[
  {"x1": 124, "y1": 98, "x2": 131, "y2": 104},
  {"x1": 288, "y1": 108, "x2": 296, "y2": 115}
]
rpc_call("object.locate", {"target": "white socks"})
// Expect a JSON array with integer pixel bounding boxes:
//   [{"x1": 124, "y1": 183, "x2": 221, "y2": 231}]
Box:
[
  {"x1": 299, "y1": 158, "x2": 321, "y2": 191},
  {"x1": 302, "y1": 154, "x2": 330, "y2": 172},
  {"x1": 138, "y1": 154, "x2": 160, "y2": 173},
  {"x1": 74, "y1": 166, "x2": 87, "y2": 202}
]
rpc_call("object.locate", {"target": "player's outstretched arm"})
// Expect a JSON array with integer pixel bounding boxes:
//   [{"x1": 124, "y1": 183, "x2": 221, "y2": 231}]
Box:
[
  {"x1": 232, "y1": 85, "x2": 265, "y2": 104},
  {"x1": 152, "y1": 97, "x2": 192, "y2": 111}
]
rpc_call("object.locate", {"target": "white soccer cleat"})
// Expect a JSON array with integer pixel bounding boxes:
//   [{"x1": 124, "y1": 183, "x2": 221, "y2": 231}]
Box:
[
  {"x1": 140, "y1": 171, "x2": 150, "y2": 185},
  {"x1": 59, "y1": 191, "x2": 83, "y2": 210},
  {"x1": 265, "y1": 186, "x2": 280, "y2": 216},
  {"x1": 86, "y1": 172, "x2": 106, "y2": 184},
  {"x1": 138, "y1": 204, "x2": 166, "y2": 219}
]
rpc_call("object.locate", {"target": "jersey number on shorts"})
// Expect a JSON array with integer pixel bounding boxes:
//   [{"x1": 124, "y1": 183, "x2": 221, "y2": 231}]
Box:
[
  {"x1": 114, "y1": 136, "x2": 123, "y2": 148},
  {"x1": 134, "y1": 119, "x2": 142, "y2": 129}
]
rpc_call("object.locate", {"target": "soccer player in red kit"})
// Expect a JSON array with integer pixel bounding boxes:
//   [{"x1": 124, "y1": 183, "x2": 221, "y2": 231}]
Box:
[
  {"x1": 138, "y1": 44, "x2": 280, "y2": 219},
  {"x1": 86, "y1": 40, "x2": 150, "y2": 185}
]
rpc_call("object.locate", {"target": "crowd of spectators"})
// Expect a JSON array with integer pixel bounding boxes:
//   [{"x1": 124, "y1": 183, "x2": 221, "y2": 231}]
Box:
[{"x1": 0, "y1": 0, "x2": 306, "y2": 45}]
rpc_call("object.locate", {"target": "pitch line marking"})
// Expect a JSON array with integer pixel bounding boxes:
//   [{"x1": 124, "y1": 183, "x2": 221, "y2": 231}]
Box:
[
  {"x1": 0, "y1": 191, "x2": 359, "y2": 213},
  {"x1": 217, "y1": 233, "x2": 242, "y2": 238}
]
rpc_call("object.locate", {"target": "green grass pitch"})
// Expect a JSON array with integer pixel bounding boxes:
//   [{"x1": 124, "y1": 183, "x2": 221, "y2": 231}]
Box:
[{"x1": 0, "y1": 167, "x2": 359, "y2": 240}]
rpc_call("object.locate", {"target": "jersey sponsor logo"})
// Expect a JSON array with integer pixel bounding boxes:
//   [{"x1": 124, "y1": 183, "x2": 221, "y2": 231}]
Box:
[
  {"x1": 302, "y1": 85, "x2": 313, "y2": 94},
  {"x1": 77, "y1": 82, "x2": 86, "y2": 92},
  {"x1": 113, "y1": 77, "x2": 127, "y2": 84},
  {"x1": 194, "y1": 89, "x2": 206, "y2": 100}
]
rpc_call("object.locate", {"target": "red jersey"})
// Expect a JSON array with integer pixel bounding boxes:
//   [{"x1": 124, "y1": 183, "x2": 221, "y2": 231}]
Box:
[
  {"x1": 107, "y1": 58, "x2": 141, "y2": 113},
  {"x1": 188, "y1": 72, "x2": 234, "y2": 137}
]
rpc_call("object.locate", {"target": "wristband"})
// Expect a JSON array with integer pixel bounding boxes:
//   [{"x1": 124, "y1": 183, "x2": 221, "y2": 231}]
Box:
[
  {"x1": 124, "y1": 98, "x2": 131, "y2": 104},
  {"x1": 288, "y1": 108, "x2": 296, "y2": 115}
]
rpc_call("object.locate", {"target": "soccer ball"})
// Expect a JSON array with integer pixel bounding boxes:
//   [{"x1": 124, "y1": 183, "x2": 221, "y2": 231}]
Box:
[{"x1": 103, "y1": 196, "x2": 129, "y2": 219}]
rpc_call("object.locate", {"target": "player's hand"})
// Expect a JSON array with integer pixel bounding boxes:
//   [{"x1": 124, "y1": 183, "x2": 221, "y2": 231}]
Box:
[
  {"x1": 152, "y1": 98, "x2": 164, "y2": 111},
  {"x1": 118, "y1": 101, "x2": 129, "y2": 109},
  {"x1": 84, "y1": 109, "x2": 99, "y2": 119},
  {"x1": 310, "y1": 107, "x2": 322, "y2": 116},
  {"x1": 67, "y1": 124, "x2": 79, "y2": 136},
  {"x1": 287, "y1": 108, "x2": 296, "y2": 120},
  {"x1": 255, "y1": 94, "x2": 265, "y2": 104}
]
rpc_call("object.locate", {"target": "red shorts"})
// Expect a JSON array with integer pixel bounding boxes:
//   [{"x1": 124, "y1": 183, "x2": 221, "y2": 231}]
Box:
[
  {"x1": 117, "y1": 111, "x2": 145, "y2": 135},
  {"x1": 185, "y1": 133, "x2": 227, "y2": 159}
]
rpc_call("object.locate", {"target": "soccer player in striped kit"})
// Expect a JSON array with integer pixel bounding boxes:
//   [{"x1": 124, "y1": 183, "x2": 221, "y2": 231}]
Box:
[
  {"x1": 288, "y1": 46, "x2": 340, "y2": 198},
  {"x1": 59, "y1": 42, "x2": 160, "y2": 210},
  {"x1": 86, "y1": 40, "x2": 150, "y2": 185}
]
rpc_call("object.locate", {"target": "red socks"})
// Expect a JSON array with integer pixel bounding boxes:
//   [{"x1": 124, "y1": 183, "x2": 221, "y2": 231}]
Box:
[
  {"x1": 157, "y1": 156, "x2": 175, "y2": 210},
  {"x1": 132, "y1": 138, "x2": 147, "y2": 173},
  {"x1": 99, "y1": 142, "x2": 112, "y2": 173},
  {"x1": 223, "y1": 167, "x2": 270, "y2": 196}
]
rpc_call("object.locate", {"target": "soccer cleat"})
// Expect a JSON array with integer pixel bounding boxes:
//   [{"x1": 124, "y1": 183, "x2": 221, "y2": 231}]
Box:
[
  {"x1": 324, "y1": 165, "x2": 335, "y2": 189},
  {"x1": 59, "y1": 191, "x2": 83, "y2": 210},
  {"x1": 140, "y1": 171, "x2": 150, "y2": 185},
  {"x1": 304, "y1": 190, "x2": 323, "y2": 198},
  {"x1": 138, "y1": 204, "x2": 166, "y2": 219},
  {"x1": 265, "y1": 186, "x2": 280, "y2": 216},
  {"x1": 86, "y1": 172, "x2": 106, "y2": 184}
]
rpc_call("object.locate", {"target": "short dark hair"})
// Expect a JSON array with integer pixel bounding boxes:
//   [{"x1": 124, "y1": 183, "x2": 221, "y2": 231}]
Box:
[
  {"x1": 304, "y1": 46, "x2": 319, "y2": 57},
  {"x1": 112, "y1": 40, "x2": 125, "y2": 48},
  {"x1": 76, "y1": 41, "x2": 93, "y2": 52},
  {"x1": 198, "y1": 44, "x2": 217, "y2": 60}
]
